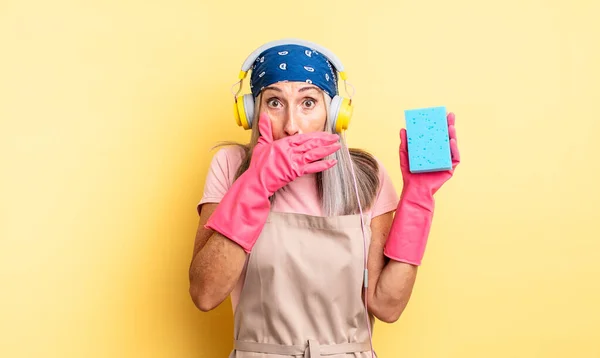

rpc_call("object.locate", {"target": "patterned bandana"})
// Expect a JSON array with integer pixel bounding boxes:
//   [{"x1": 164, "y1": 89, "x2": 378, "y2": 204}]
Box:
[{"x1": 249, "y1": 44, "x2": 338, "y2": 98}]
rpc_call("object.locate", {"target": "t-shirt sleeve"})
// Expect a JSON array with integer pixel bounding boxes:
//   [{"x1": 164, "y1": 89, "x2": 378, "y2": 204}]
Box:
[
  {"x1": 370, "y1": 158, "x2": 400, "y2": 218},
  {"x1": 197, "y1": 146, "x2": 244, "y2": 215}
]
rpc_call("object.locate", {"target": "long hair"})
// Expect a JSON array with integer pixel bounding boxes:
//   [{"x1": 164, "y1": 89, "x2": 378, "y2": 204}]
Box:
[{"x1": 216, "y1": 91, "x2": 380, "y2": 216}]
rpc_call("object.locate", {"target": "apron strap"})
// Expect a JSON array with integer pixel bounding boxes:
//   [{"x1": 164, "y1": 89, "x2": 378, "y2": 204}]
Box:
[
  {"x1": 306, "y1": 339, "x2": 318, "y2": 358},
  {"x1": 235, "y1": 339, "x2": 371, "y2": 357}
]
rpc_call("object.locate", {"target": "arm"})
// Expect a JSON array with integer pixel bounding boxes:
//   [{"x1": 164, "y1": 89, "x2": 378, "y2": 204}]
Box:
[
  {"x1": 188, "y1": 203, "x2": 247, "y2": 312},
  {"x1": 368, "y1": 112, "x2": 461, "y2": 322},
  {"x1": 366, "y1": 212, "x2": 418, "y2": 323},
  {"x1": 188, "y1": 112, "x2": 340, "y2": 312}
]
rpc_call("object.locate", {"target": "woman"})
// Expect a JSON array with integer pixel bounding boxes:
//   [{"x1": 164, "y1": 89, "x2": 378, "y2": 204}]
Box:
[{"x1": 189, "y1": 39, "x2": 460, "y2": 357}]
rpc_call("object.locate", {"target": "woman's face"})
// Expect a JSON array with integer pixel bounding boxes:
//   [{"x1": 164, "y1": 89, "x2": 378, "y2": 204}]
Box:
[{"x1": 260, "y1": 81, "x2": 327, "y2": 140}]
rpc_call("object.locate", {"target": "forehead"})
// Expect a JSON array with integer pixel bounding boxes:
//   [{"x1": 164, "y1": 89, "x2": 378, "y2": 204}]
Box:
[{"x1": 263, "y1": 81, "x2": 322, "y2": 93}]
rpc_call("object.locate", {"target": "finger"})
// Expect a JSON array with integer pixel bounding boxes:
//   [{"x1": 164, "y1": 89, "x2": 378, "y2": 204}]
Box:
[
  {"x1": 293, "y1": 135, "x2": 340, "y2": 153},
  {"x1": 399, "y1": 147, "x2": 409, "y2": 170},
  {"x1": 450, "y1": 138, "x2": 461, "y2": 164},
  {"x1": 447, "y1": 112, "x2": 456, "y2": 127},
  {"x1": 289, "y1": 132, "x2": 339, "y2": 147},
  {"x1": 302, "y1": 143, "x2": 341, "y2": 162},
  {"x1": 303, "y1": 159, "x2": 338, "y2": 175},
  {"x1": 257, "y1": 112, "x2": 273, "y2": 144},
  {"x1": 399, "y1": 128, "x2": 408, "y2": 153},
  {"x1": 448, "y1": 124, "x2": 457, "y2": 142}
]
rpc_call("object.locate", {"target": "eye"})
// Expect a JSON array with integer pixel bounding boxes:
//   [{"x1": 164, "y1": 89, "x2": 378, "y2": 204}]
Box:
[
  {"x1": 267, "y1": 98, "x2": 282, "y2": 108},
  {"x1": 303, "y1": 98, "x2": 317, "y2": 108}
]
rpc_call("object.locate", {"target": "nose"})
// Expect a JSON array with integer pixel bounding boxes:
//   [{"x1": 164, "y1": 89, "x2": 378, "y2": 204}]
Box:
[{"x1": 283, "y1": 107, "x2": 300, "y2": 136}]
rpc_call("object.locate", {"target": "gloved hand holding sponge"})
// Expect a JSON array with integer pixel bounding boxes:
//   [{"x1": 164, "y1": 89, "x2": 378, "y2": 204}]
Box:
[{"x1": 384, "y1": 108, "x2": 461, "y2": 266}]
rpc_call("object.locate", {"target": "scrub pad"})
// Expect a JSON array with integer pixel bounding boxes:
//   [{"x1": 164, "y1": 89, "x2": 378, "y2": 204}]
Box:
[{"x1": 404, "y1": 106, "x2": 452, "y2": 173}]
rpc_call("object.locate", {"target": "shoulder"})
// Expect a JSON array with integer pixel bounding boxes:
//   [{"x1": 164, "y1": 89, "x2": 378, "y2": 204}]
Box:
[
  {"x1": 372, "y1": 155, "x2": 392, "y2": 181},
  {"x1": 364, "y1": 152, "x2": 400, "y2": 218},
  {"x1": 197, "y1": 145, "x2": 247, "y2": 212},
  {"x1": 346, "y1": 148, "x2": 398, "y2": 215},
  {"x1": 210, "y1": 145, "x2": 246, "y2": 169},
  {"x1": 207, "y1": 145, "x2": 247, "y2": 184},
  {"x1": 348, "y1": 148, "x2": 392, "y2": 184}
]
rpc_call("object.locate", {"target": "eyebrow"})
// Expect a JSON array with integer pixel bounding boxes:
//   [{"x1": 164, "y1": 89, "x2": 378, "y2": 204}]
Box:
[
  {"x1": 299, "y1": 86, "x2": 319, "y2": 93},
  {"x1": 263, "y1": 85, "x2": 320, "y2": 93}
]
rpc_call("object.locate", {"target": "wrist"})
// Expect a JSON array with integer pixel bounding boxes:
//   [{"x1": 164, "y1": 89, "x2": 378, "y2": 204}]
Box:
[
  {"x1": 384, "y1": 183, "x2": 437, "y2": 266},
  {"x1": 205, "y1": 170, "x2": 272, "y2": 253},
  {"x1": 401, "y1": 181, "x2": 433, "y2": 198},
  {"x1": 399, "y1": 183, "x2": 435, "y2": 213}
]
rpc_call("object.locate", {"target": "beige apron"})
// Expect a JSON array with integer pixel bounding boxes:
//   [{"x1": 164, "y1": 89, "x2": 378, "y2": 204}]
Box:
[{"x1": 229, "y1": 211, "x2": 376, "y2": 358}]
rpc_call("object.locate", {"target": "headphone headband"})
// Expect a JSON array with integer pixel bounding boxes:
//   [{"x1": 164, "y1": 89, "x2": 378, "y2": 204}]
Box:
[
  {"x1": 238, "y1": 38, "x2": 347, "y2": 81},
  {"x1": 233, "y1": 38, "x2": 353, "y2": 133}
]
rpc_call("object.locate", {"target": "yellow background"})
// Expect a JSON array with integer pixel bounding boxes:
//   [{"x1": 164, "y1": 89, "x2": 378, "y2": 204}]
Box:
[{"x1": 2, "y1": 0, "x2": 599, "y2": 357}]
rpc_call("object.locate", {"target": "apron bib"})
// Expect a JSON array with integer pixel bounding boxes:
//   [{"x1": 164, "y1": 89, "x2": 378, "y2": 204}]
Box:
[{"x1": 229, "y1": 211, "x2": 376, "y2": 358}]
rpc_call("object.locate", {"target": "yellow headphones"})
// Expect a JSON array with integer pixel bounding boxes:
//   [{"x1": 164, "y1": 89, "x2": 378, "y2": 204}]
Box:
[{"x1": 232, "y1": 38, "x2": 354, "y2": 134}]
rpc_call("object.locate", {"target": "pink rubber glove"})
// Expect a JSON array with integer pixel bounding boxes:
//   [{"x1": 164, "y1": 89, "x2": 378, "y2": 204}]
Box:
[
  {"x1": 205, "y1": 112, "x2": 341, "y2": 253},
  {"x1": 384, "y1": 112, "x2": 461, "y2": 265}
]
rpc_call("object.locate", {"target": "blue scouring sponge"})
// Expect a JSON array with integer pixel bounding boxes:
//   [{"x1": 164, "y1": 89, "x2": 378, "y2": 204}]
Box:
[{"x1": 404, "y1": 106, "x2": 452, "y2": 173}]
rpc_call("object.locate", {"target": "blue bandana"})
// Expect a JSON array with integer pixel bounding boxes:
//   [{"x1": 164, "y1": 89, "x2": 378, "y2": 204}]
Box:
[{"x1": 249, "y1": 44, "x2": 338, "y2": 98}]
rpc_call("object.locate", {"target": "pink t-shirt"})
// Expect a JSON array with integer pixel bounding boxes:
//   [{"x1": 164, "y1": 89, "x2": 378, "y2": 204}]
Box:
[{"x1": 197, "y1": 145, "x2": 399, "y2": 312}]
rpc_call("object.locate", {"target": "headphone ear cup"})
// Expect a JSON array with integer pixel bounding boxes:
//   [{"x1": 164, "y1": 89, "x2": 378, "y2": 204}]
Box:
[
  {"x1": 243, "y1": 94, "x2": 255, "y2": 129},
  {"x1": 329, "y1": 96, "x2": 353, "y2": 133},
  {"x1": 234, "y1": 94, "x2": 255, "y2": 130},
  {"x1": 329, "y1": 96, "x2": 341, "y2": 133}
]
